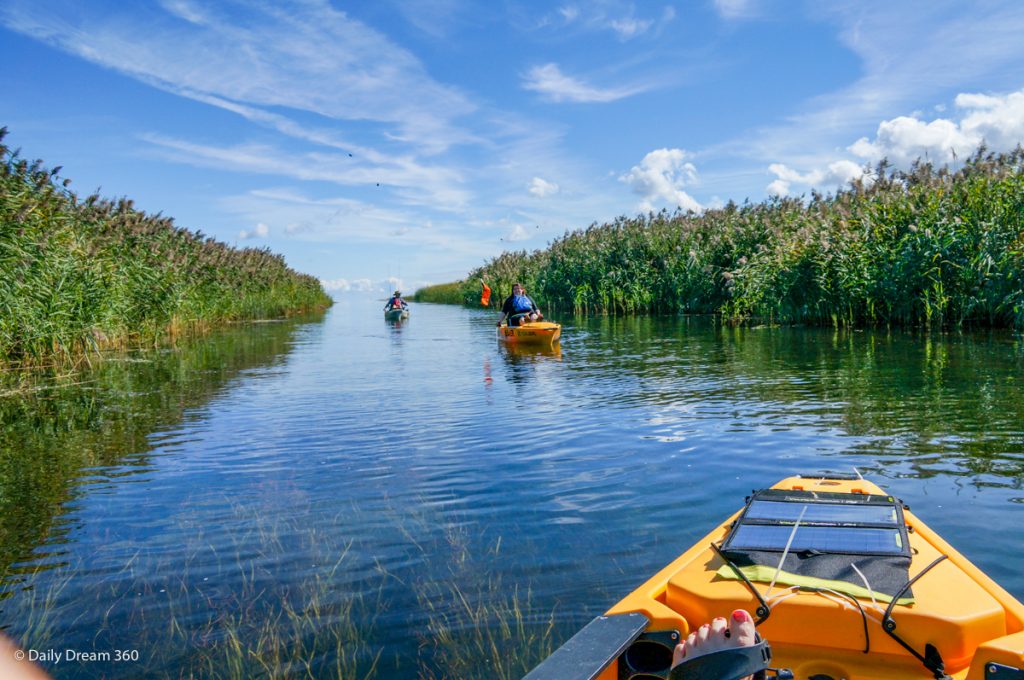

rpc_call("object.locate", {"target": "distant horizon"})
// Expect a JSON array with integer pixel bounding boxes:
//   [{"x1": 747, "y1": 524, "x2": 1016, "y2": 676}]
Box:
[{"x1": 3, "y1": 0, "x2": 1024, "y2": 293}]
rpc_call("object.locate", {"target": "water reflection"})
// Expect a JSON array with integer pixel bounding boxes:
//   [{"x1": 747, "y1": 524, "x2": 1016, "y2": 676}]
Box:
[
  {"x1": 0, "y1": 314, "x2": 323, "y2": 596},
  {"x1": 0, "y1": 299, "x2": 1022, "y2": 679}
]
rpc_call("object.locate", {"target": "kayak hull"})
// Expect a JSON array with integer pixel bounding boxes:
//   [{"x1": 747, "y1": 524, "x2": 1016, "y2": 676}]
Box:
[
  {"x1": 527, "y1": 476, "x2": 1024, "y2": 680},
  {"x1": 496, "y1": 321, "x2": 561, "y2": 345},
  {"x1": 384, "y1": 308, "x2": 409, "y2": 321}
]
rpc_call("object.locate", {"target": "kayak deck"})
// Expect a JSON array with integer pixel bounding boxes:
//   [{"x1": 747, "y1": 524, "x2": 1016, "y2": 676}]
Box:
[
  {"x1": 497, "y1": 321, "x2": 561, "y2": 345},
  {"x1": 529, "y1": 476, "x2": 1024, "y2": 680}
]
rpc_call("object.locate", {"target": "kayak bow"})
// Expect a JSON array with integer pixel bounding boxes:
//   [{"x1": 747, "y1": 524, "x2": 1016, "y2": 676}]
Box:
[
  {"x1": 526, "y1": 475, "x2": 1024, "y2": 680},
  {"x1": 496, "y1": 321, "x2": 561, "y2": 345}
]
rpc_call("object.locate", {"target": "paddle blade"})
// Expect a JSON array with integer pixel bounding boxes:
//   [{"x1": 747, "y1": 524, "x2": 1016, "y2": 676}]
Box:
[{"x1": 480, "y1": 283, "x2": 491, "y2": 307}]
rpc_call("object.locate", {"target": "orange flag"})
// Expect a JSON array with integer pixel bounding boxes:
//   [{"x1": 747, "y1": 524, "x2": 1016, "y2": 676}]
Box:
[{"x1": 480, "y1": 282, "x2": 492, "y2": 307}]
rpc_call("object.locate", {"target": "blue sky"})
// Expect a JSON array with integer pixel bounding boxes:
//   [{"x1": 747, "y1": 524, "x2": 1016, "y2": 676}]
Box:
[{"x1": 3, "y1": 1, "x2": 1024, "y2": 295}]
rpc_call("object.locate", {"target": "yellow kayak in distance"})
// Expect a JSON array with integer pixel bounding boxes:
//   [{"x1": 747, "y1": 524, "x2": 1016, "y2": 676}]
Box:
[
  {"x1": 496, "y1": 321, "x2": 561, "y2": 345},
  {"x1": 525, "y1": 475, "x2": 1024, "y2": 680}
]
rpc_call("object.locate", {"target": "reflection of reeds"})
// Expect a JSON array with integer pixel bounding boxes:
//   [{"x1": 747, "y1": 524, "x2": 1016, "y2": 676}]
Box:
[
  {"x1": 0, "y1": 127, "x2": 331, "y2": 366},
  {"x1": 434, "y1": 149, "x2": 1024, "y2": 330}
]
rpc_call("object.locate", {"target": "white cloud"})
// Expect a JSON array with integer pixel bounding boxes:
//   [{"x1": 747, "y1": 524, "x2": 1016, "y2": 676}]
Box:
[
  {"x1": 848, "y1": 117, "x2": 974, "y2": 166},
  {"x1": 506, "y1": 224, "x2": 530, "y2": 242},
  {"x1": 766, "y1": 160, "x2": 865, "y2": 196},
  {"x1": 528, "y1": 177, "x2": 559, "y2": 197},
  {"x1": 620, "y1": 149, "x2": 702, "y2": 212},
  {"x1": 765, "y1": 87, "x2": 1024, "y2": 197},
  {"x1": 522, "y1": 63, "x2": 646, "y2": 103},
  {"x1": 238, "y1": 222, "x2": 269, "y2": 239},
  {"x1": 848, "y1": 88, "x2": 1024, "y2": 166}
]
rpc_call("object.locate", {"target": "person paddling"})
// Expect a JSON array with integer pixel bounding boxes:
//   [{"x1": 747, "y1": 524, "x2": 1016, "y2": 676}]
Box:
[
  {"x1": 497, "y1": 283, "x2": 543, "y2": 327},
  {"x1": 384, "y1": 291, "x2": 408, "y2": 312}
]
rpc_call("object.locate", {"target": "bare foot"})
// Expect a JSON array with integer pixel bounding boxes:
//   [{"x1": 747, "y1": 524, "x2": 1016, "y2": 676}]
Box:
[
  {"x1": 671, "y1": 609, "x2": 757, "y2": 678},
  {"x1": 0, "y1": 634, "x2": 51, "y2": 680}
]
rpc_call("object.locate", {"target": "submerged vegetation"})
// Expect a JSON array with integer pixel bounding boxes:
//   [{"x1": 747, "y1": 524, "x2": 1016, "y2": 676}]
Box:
[
  {"x1": 0, "y1": 127, "x2": 331, "y2": 366},
  {"x1": 421, "y1": 148, "x2": 1024, "y2": 330}
]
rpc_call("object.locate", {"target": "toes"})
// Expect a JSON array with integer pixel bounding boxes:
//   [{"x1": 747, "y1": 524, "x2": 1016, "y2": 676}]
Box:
[
  {"x1": 696, "y1": 623, "x2": 711, "y2": 645},
  {"x1": 709, "y1": 616, "x2": 728, "y2": 637},
  {"x1": 728, "y1": 609, "x2": 757, "y2": 647},
  {"x1": 672, "y1": 642, "x2": 686, "y2": 666}
]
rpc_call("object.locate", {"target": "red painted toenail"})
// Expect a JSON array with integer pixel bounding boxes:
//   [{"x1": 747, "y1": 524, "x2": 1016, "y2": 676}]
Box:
[{"x1": 732, "y1": 610, "x2": 751, "y2": 622}]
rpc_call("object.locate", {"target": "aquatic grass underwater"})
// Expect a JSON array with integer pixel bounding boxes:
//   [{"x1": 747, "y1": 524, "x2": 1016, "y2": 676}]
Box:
[
  {"x1": 5, "y1": 497, "x2": 562, "y2": 679},
  {"x1": 0, "y1": 127, "x2": 331, "y2": 367},
  {"x1": 426, "y1": 149, "x2": 1024, "y2": 330}
]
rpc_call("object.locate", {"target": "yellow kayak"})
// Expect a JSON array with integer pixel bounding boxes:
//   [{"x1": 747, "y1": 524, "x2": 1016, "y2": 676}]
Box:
[
  {"x1": 526, "y1": 475, "x2": 1024, "y2": 679},
  {"x1": 496, "y1": 321, "x2": 561, "y2": 345}
]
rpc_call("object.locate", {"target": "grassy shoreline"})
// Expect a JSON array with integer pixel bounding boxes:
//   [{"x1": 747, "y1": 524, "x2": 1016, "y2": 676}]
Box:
[
  {"x1": 0, "y1": 127, "x2": 332, "y2": 367},
  {"x1": 416, "y1": 149, "x2": 1024, "y2": 330}
]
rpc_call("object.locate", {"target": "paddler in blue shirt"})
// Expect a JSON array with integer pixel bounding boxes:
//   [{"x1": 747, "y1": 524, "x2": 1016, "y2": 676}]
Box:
[
  {"x1": 497, "y1": 283, "x2": 543, "y2": 326},
  {"x1": 384, "y1": 291, "x2": 408, "y2": 311}
]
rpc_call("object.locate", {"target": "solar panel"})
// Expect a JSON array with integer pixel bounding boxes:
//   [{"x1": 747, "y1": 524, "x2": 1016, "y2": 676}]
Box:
[
  {"x1": 744, "y1": 500, "x2": 897, "y2": 525},
  {"x1": 728, "y1": 524, "x2": 905, "y2": 555}
]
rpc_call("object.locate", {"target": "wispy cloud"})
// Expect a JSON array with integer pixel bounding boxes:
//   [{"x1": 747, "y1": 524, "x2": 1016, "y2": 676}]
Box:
[
  {"x1": 713, "y1": 0, "x2": 757, "y2": 21},
  {"x1": 140, "y1": 133, "x2": 471, "y2": 211},
  {"x1": 0, "y1": 0, "x2": 477, "y2": 153},
  {"x1": 620, "y1": 148, "x2": 702, "y2": 213},
  {"x1": 544, "y1": 2, "x2": 673, "y2": 39},
  {"x1": 522, "y1": 63, "x2": 647, "y2": 103},
  {"x1": 218, "y1": 188, "x2": 490, "y2": 262},
  {"x1": 718, "y1": 1, "x2": 1024, "y2": 170}
]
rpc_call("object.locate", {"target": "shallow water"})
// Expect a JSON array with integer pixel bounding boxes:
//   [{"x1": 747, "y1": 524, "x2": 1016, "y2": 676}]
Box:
[{"x1": 1, "y1": 297, "x2": 1022, "y2": 678}]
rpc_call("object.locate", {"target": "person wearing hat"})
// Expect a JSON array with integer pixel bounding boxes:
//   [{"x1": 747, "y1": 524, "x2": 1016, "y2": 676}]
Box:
[{"x1": 384, "y1": 291, "x2": 408, "y2": 312}]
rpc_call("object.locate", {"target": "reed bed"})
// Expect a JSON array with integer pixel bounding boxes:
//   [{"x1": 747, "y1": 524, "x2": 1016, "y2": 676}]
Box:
[
  {"x1": 439, "y1": 149, "x2": 1024, "y2": 330},
  {"x1": 0, "y1": 127, "x2": 331, "y2": 366},
  {"x1": 412, "y1": 281, "x2": 465, "y2": 305}
]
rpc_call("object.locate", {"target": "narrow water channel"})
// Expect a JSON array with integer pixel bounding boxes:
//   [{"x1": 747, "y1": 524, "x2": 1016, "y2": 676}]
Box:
[{"x1": 1, "y1": 296, "x2": 1022, "y2": 678}]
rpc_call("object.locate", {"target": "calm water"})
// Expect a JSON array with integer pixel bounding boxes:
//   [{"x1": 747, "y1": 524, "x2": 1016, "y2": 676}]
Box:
[{"x1": 1, "y1": 297, "x2": 1022, "y2": 678}]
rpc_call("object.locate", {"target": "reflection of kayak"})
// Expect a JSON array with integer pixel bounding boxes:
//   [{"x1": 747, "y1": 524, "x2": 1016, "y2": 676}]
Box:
[
  {"x1": 496, "y1": 321, "x2": 561, "y2": 345},
  {"x1": 526, "y1": 475, "x2": 1024, "y2": 680},
  {"x1": 384, "y1": 308, "x2": 409, "y2": 321},
  {"x1": 502, "y1": 341, "x2": 562, "y2": 359}
]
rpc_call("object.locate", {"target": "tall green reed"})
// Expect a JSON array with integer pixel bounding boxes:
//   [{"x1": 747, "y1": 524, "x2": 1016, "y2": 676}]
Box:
[
  {"x1": 435, "y1": 149, "x2": 1024, "y2": 330},
  {"x1": 0, "y1": 126, "x2": 332, "y2": 366}
]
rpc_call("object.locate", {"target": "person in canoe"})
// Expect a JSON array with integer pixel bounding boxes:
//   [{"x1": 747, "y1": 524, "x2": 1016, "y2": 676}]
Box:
[
  {"x1": 497, "y1": 283, "x2": 543, "y2": 326},
  {"x1": 384, "y1": 291, "x2": 408, "y2": 312}
]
